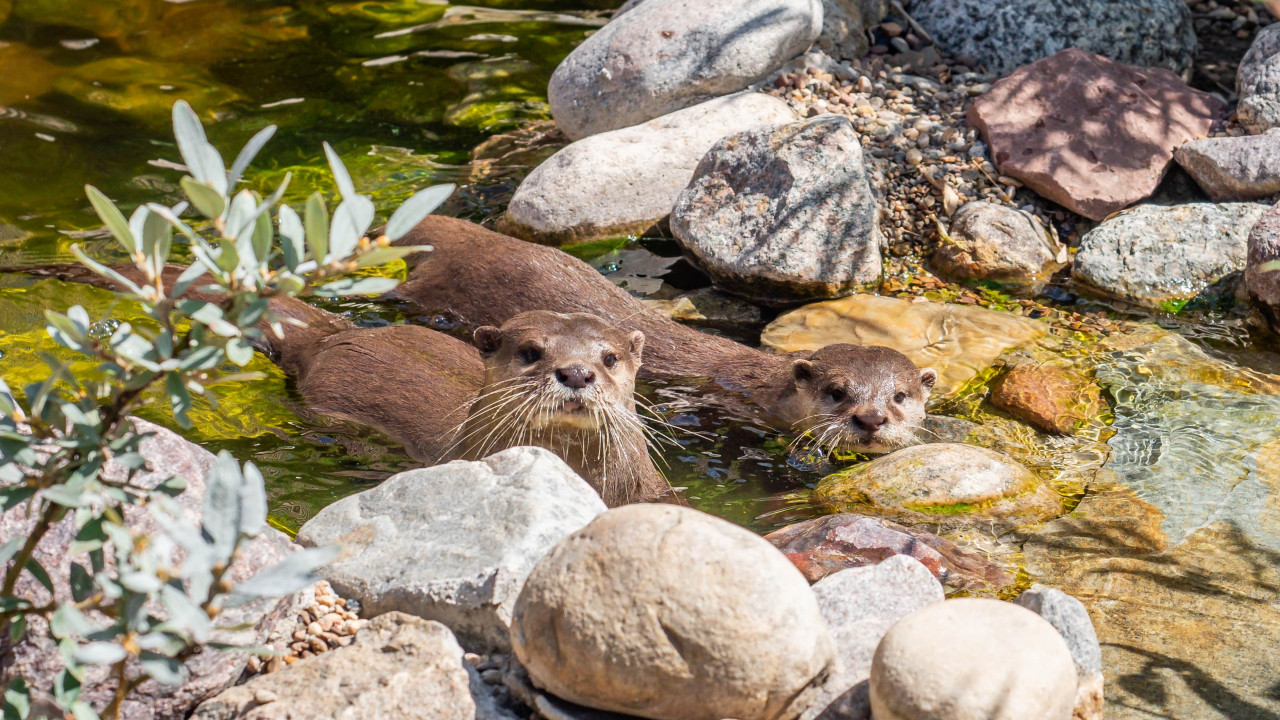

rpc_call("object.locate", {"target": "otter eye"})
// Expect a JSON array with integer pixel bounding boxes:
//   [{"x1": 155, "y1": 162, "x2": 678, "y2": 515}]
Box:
[
  {"x1": 603, "y1": 352, "x2": 618, "y2": 369},
  {"x1": 519, "y1": 346, "x2": 543, "y2": 364},
  {"x1": 828, "y1": 387, "x2": 846, "y2": 403},
  {"x1": 894, "y1": 392, "x2": 907, "y2": 404}
]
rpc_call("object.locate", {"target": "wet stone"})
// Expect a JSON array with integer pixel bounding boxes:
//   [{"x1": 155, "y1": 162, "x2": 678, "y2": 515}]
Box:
[
  {"x1": 990, "y1": 362, "x2": 1106, "y2": 436},
  {"x1": 52, "y1": 57, "x2": 243, "y2": 129},
  {"x1": 931, "y1": 201, "x2": 1066, "y2": 291},
  {"x1": 1016, "y1": 586, "x2": 1105, "y2": 720},
  {"x1": 812, "y1": 443, "x2": 1066, "y2": 531},
  {"x1": 765, "y1": 513, "x2": 1015, "y2": 592},
  {"x1": 1246, "y1": 199, "x2": 1280, "y2": 334}
]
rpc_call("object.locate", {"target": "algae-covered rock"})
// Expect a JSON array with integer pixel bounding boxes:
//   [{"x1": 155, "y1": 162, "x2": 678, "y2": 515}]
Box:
[
  {"x1": 52, "y1": 57, "x2": 243, "y2": 128},
  {"x1": 990, "y1": 362, "x2": 1106, "y2": 436},
  {"x1": 0, "y1": 42, "x2": 63, "y2": 107},
  {"x1": 445, "y1": 58, "x2": 550, "y2": 133},
  {"x1": 762, "y1": 295, "x2": 1045, "y2": 398},
  {"x1": 813, "y1": 443, "x2": 1065, "y2": 531},
  {"x1": 13, "y1": 0, "x2": 159, "y2": 38}
]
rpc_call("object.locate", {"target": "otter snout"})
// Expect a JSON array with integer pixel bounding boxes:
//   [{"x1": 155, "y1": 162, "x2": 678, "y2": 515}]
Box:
[
  {"x1": 555, "y1": 364, "x2": 596, "y2": 389},
  {"x1": 853, "y1": 412, "x2": 888, "y2": 432}
]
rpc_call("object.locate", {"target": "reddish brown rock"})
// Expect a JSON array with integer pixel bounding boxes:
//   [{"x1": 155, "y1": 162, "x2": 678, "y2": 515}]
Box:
[
  {"x1": 967, "y1": 49, "x2": 1224, "y2": 221},
  {"x1": 990, "y1": 362, "x2": 1107, "y2": 435},
  {"x1": 764, "y1": 513, "x2": 1014, "y2": 592}
]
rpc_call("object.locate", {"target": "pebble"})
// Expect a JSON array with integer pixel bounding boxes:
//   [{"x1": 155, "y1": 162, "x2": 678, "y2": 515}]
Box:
[{"x1": 255, "y1": 581, "x2": 368, "y2": 675}]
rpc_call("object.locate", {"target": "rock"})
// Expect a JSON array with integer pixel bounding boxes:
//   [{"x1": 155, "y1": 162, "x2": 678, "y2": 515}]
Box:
[
  {"x1": 1073, "y1": 202, "x2": 1268, "y2": 311},
  {"x1": 500, "y1": 93, "x2": 796, "y2": 244},
  {"x1": 671, "y1": 115, "x2": 883, "y2": 304},
  {"x1": 1175, "y1": 130, "x2": 1280, "y2": 201},
  {"x1": 990, "y1": 362, "x2": 1106, "y2": 435},
  {"x1": 802, "y1": 557, "x2": 944, "y2": 720},
  {"x1": 816, "y1": 0, "x2": 889, "y2": 60},
  {"x1": 295, "y1": 446, "x2": 606, "y2": 653},
  {"x1": 812, "y1": 443, "x2": 1065, "y2": 531},
  {"x1": 0, "y1": 420, "x2": 297, "y2": 720},
  {"x1": 761, "y1": 294, "x2": 1045, "y2": 397},
  {"x1": 1246, "y1": 199, "x2": 1280, "y2": 332},
  {"x1": 52, "y1": 57, "x2": 244, "y2": 129},
  {"x1": 190, "y1": 613, "x2": 484, "y2": 720},
  {"x1": 764, "y1": 513, "x2": 1014, "y2": 592},
  {"x1": 967, "y1": 49, "x2": 1223, "y2": 221},
  {"x1": 510, "y1": 504, "x2": 834, "y2": 720},
  {"x1": 931, "y1": 201, "x2": 1066, "y2": 291},
  {"x1": 641, "y1": 286, "x2": 766, "y2": 335},
  {"x1": 1237, "y1": 24, "x2": 1280, "y2": 133},
  {"x1": 548, "y1": 0, "x2": 821, "y2": 139},
  {"x1": 1016, "y1": 587, "x2": 1104, "y2": 720},
  {"x1": 869, "y1": 598, "x2": 1078, "y2": 720},
  {"x1": 910, "y1": 0, "x2": 1195, "y2": 77}
]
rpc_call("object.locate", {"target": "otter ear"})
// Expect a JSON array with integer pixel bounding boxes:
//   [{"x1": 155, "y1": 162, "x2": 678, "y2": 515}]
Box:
[
  {"x1": 473, "y1": 326, "x2": 502, "y2": 354},
  {"x1": 919, "y1": 368, "x2": 938, "y2": 393},
  {"x1": 628, "y1": 330, "x2": 646, "y2": 361},
  {"x1": 792, "y1": 359, "x2": 815, "y2": 385}
]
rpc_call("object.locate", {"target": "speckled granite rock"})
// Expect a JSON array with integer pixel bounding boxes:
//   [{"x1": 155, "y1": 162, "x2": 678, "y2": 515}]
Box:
[
  {"x1": 1175, "y1": 130, "x2": 1280, "y2": 202},
  {"x1": 932, "y1": 201, "x2": 1066, "y2": 291},
  {"x1": 1237, "y1": 24, "x2": 1280, "y2": 133}
]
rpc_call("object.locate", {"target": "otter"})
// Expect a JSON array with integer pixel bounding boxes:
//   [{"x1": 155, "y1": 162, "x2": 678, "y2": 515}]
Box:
[
  {"x1": 1, "y1": 264, "x2": 668, "y2": 506},
  {"x1": 385, "y1": 216, "x2": 937, "y2": 454}
]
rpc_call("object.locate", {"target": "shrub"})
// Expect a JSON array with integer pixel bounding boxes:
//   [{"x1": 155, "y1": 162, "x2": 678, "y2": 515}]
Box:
[{"x1": 0, "y1": 100, "x2": 453, "y2": 719}]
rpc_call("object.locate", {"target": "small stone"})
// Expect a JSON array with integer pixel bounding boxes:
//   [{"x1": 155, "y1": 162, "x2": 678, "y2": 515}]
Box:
[
  {"x1": 990, "y1": 362, "x2": 1106, "y2": 435},
  {"x1": 253, "y1": 690, "x2": 278, "y2": 704},
  {"x1": 931, "y1": 201, "x2": 1064, "y2": 291},
  {"x1": 881, "y1": 21, "x2": 904, "y2": 36},
  {"x1": 481, "y1": 668, "x2": 503, "y2": 685},
  {"x1": 904, "y1": 148, "x2": 922, "y2": 165},
  {"x1": 869, "y1": 599, "x2": 1078, "y2": 720},
  {"x1": 812, "y1": 443, "x2": 1066, "y2": 531},
  {"x1": 1174, "y1": 129, "x2": 1280, "y2": 200}
]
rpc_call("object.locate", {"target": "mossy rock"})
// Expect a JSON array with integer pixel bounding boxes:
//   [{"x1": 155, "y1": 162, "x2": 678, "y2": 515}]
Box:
[
  {"x1": 813, "y1": 443, "x2": 1065, "y2": 531},
  {"x1": 52, "y1": 57, "x2": 243, "y2": 129},
  {"x1": 13, "y1": 0, "x2": 158, "y2": 37},
  {"x1": 0, "y1": 42, "x2": 63, "y2": 106}
]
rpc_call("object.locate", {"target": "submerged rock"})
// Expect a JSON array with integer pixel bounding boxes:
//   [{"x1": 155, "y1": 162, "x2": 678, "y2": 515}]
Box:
[
  {"x1": 1073, "y1": 202, "x2": 1267, "y2": 310},
  {"x1": 1016, "y1": 587, "x2": 1105, "y2": 720},
  {"x1": 1237, "y1": 24, "x2": 1280, "y2": 133},
  {"x1": 990, "y1": 361, "x2": 1106, "y2": 435},
  {"x1": 191, "y1": 613, "x2": 489, "y2": 720},
  {"x1": 765, "y1": 513, "x2": 1014, "y2": 592},
  {"x1": 0, "y1": 420, "x2": 297, "y2": 720},
  {"x1": 500, "y1": 93, "x2": 796, "y2": 244},
  {"x1": 761, "y1": 294, "x2": 1045, "y2": 397},
  {"x1": 910, "y1": 0, "x2": 1195, "y2": 76},
  {"x1": 869, "y1": 599, "x2": 1078, "y2": 720},
  {"x1": 1175, "y1": 130, "x2": 1280, "y2": 201},
  {"x1": 52, "y1": 57, "x2": 243, "y2": 128},
  {"x1": 641, "y1": 286, "x2": 766, "y2": 335},
  {"x1": 548, "y1": 0, "x2": 821, "y2": 139},
  {"x1": 812, "y1": 443, "x2": 1065, "y2": 531},
  {"x1": 510, "y1": 504, "x2": 834, "y2": 720},
  {"x1": 672, "y1": 115, "x2": 883, "y2": 304},
  {"x1": 295, "y1": 447, "x2": 606, "y2": 653},
  {"x1": 932, "y1": 202, "x2": 1065, "y2": 291},
  {"x1": 802, "y1": 557, "x2": 944, "y2": 720},
  {"x1": 967, "y1": 49, "x2": 1223, "y2": 221}
]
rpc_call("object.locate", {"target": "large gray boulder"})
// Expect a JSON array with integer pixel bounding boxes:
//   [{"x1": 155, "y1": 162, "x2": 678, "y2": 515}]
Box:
[
  {"x1": 510, "y1": 504, "x2": 835, "y2": 720},
  {"x1": 0, "y1": 420, "x2": 297, "y2": 720},
  {"x1": 910, "y1": 0, "x2": 1195, "y2": 77},
  {"x1": 500, "y1": 93, "x2": 796, "y2": 244},
  {"x1": 1073, "y1": 202, "x2": 1269, "y2": 311},
  {"x1": 671, "y1": 115, "x2": 883, "y2": 304},
  {"x1": 801, "y1": 556, "x2": 944, "y2": 720},
  {"x1": 191, "y1": 613, "x2": 511, "y2": 720},
  {"x1": 869, "y1": 599, "x2": 1078, "y2": 720},
  {"x1": 1246, "y1": 200, "x2": 1280, "y2": 334},
  {"x1": 1175, "y1": 129, "x2": 1280, "y2": 201},
  {"x1": 549, "y1": 0, "x2": 821, "y2": 139},
  {"x1": 295, "y1": 447, "x2": 607, "y2": 653},
  {"x1": 1237, "y1": 24, "x2": 1280, "y2": 133}
]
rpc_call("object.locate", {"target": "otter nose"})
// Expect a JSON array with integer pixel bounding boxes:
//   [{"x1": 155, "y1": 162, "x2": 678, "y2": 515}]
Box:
[
  {"x1": 555, "y1": 365, "x2": 596, "y2": 389},
  {"x1": 853, "y1": 412, "x2": 888, "y2": 432}
]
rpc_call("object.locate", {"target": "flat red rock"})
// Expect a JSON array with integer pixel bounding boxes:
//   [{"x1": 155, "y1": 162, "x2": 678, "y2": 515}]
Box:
[{"x1": 967, "y1": 48, "x2": 1224, "y2": 221}]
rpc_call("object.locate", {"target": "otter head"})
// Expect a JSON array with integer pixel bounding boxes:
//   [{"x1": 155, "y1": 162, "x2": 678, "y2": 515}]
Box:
[
  {"x1": 472, "y1": 310, "x2": 645, "y2": 432},
  {"x1": 788, "y1": 344, "x2": 936, "y2": 454}
]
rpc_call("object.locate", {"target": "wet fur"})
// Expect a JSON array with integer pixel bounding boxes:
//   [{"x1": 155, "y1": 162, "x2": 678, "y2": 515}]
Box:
[
  {"x1": 0, "y1": 264, "x2": 667, "y2": 505},
  {"x1": 389, "y1": 216, "x2": 936, "y2": 452}
]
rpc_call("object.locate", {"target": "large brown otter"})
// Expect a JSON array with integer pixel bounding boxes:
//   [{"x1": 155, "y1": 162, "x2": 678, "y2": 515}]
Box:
[
  {"x1": 387, "y1": 216, "x2": 937, "y2": 454},
  {"x1": 1, "y1": 264, "x2": 668, "y2": 506}
]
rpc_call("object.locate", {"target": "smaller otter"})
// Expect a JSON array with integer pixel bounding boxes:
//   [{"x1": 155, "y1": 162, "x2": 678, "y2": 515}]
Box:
[
  {"x1": 1, "y1": 264, "x2": 668, "y2": 506},
  {"x1": 386, "y1": 216, "x2": 937, "y2": 453}
]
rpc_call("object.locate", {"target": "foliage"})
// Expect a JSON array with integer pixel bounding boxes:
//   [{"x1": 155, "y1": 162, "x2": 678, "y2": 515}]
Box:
[{"x1": 0, "y1": 100, "x2": 453, "y2": 719}]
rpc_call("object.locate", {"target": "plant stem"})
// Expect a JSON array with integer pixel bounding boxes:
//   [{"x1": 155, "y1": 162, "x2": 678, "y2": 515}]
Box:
[
  {"x1": 103, "y1": 657, "x2": 130, "y2": 720},
  {"x1": 1, "y1": 502, "x2": 61, "y2": 596}
]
